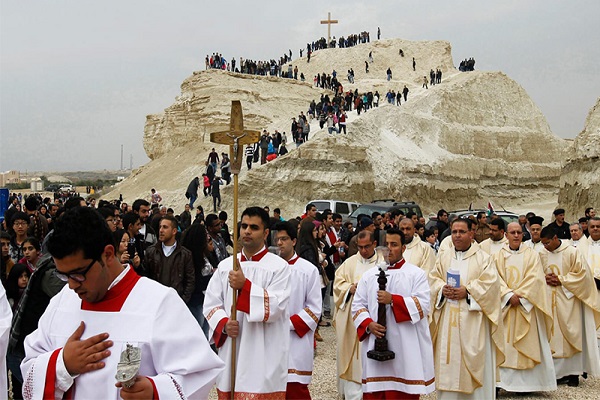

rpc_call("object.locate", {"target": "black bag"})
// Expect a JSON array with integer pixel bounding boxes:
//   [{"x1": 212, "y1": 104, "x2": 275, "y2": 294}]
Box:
[{"x1": 185, "y1": 191, "x2": 190, "y2": 199}]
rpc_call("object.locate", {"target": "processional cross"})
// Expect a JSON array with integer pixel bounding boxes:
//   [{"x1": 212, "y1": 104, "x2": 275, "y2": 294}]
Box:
[
  {"x1": 320, "y1": 12, "x2": 338, "y2": 46},
  {"x1": 210, "y1": 101, "x2": 260, "y2": 399}
]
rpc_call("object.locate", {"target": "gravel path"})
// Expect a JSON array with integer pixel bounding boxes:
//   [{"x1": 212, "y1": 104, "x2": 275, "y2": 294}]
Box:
[{"x1": 211, "y1": 314, "x2": 600, "y2": 399}]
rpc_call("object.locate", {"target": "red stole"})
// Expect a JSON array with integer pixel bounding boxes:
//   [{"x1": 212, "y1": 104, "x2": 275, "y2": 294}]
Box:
[
  {"x1": 240, "y1": 246, "x2": 268, "y2": 262},
  {"x1": 326, "y1": 230, "x2": 340, "y2": 263},
  {"x1": 388, "y1": 259, "x2": 406, "y2": 270},
  {"x1": 81, "y1": 267, "x2": 140, "y2": 312}
]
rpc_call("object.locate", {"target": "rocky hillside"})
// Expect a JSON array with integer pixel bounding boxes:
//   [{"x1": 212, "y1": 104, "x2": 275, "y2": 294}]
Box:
[
  {"x1": 104, "y1": 38, "x2": 565, "y2": 217},
  {"x1": 558, "y1": 98, "x2": 600, "y2": 220}
]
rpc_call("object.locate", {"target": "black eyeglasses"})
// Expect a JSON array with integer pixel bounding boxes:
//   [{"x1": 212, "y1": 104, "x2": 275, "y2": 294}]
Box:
[{"x1": 55, "y1": 258, "x2": 97, "y2": 283}]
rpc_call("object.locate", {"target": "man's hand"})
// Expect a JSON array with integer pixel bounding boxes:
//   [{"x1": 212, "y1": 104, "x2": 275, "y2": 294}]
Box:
[
  {"x1": 228, "y1": 268, "x2": 246, "y2": 290},
  {"x1": 377, "y1": 290, "x2": 392, "y2": 305},
  {"x1": 116, "y1": 376, "x2": 154, "y2": 399},
  {"x1": 225, "y1": 320, "x2": 239, "y2": 338},
  {"x1": 349, "y1": 283, "x2": 357, "y2": 295},
  {"x1": 442, "y1": 285, "x2": 468, "y2": 301},
  {"x1": 509, "y1": 294, "x2": 521, "y2": 307},
  {"x1": 545, "y1": 273, "x2": 561, "y2": 287},
  {"x1": 368, "y1": 321, "x2": 386, "y2": 338},
  {"x1": 63, "y1": 321, "x2": 113, "y2": 375}
]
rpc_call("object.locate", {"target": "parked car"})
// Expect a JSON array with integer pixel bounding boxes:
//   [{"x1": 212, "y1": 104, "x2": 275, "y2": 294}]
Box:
[
  {"x1": 347, "y1": 200, "x2": 423, "y2": 226},
  {"x1": 44, "y1": 184, "x2": 60, "y2": 192},
  {"x1": 449, "y1": 209, "x2": 519, "y2": 225},
  {"x1": 58, "y1": 184, "x2": 74, "y2": 193},
  {"x1": 306, "y1": 200, "x2": 361, "y2": 220}
]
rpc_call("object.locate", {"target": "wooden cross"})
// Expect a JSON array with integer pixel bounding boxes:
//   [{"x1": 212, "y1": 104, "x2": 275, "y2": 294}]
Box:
[
  {"x1": 320, "y1": 12, "x2": 338, "y2": 46},
  {"x1": 210, "y1": 100, "x2": 260, "y2": 399}
]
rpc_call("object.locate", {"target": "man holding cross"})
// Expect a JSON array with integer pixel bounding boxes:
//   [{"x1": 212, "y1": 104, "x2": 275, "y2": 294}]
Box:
[{"x1": 203, "y1": 207, "x2": 291, "y2": 399}]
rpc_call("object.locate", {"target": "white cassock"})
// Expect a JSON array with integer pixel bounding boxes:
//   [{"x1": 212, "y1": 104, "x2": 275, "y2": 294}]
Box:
[
  {"x1": 203, "y1": 247, "x2": 291, "y2": 398},
  {"x1": 21, "y1": 266, "x2": 224, "y2": 399},
  {"x1": 352, "y1": 260, "x2": 435, "y2": 395},
  {"x1": 0, "y1": 284, "x2": 12, "y2": 396},
  {"x1": 403, "y1": 236, "x2": 436, "y2": 274},
  {"x1": 575, "y1": 237, "x2": 600, "y2": 345},
  {"x1": 480, "y1": 236, "x2": 508, "y2": 256},
  {"x1": 286, "y1": 254, "x2": 322, "y2": 385},
  {"x1": 524, "y1": 239, "x2": 545, "y2": 254}
]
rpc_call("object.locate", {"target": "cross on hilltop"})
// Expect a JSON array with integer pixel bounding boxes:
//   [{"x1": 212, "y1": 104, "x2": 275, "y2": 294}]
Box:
[{"x1": 320, "y1": 12, "x2": 338, "y2": 45}]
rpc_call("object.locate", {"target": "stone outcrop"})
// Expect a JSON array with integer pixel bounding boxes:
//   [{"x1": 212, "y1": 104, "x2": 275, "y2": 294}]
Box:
[
  {"x1": 558, "y1": 98, "x2": 600, "y2": 220},
  {"x1": 106, "y1": 38, "x2": 566, "y2": 217}
]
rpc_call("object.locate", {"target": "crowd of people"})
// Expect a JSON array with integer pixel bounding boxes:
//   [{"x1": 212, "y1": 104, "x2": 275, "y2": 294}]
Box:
[
  {"x1": 459, "y1": 57, "x2": 476, "y2": 71},
  {"x1": 1, "y1": 187, "x2": 598, "y2": 399}
]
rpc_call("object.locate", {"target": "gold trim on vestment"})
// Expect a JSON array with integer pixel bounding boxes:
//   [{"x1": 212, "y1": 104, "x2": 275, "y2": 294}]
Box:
[
  {"x1": 303, "y1": 307, "x2": 319, "y2": 324},
  {"x1": 206, "y1": 306, "x2": 222, "y2": 321},
  {"x1": 263, "y1": 289, "x2": 270, "y2": 322},
  {"x1": 362, "y1": 376, "x2": 435, "y2": 386},
  {"x1": 217, "y1": 390, "x2": 286, "y2": 400},
  {"x1": 288, "y1": 369, "x2": 313, "y2": 376},
  {"x1": 412, "y1": 296, "x2": 424, "y2": 320},
  {"x1": 353, "y1": 308, "x2": 368, "y2": 321}
]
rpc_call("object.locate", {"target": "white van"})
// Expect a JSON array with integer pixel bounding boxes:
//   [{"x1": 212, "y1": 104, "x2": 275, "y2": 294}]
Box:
[{"x1": 306, "y1": 200, "x2": 360, "y2": 220}]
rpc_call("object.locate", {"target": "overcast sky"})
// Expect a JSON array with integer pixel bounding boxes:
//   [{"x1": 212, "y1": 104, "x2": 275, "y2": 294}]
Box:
[{"x1": 1, "y1": 0, "x2": 599, "y2": 172}]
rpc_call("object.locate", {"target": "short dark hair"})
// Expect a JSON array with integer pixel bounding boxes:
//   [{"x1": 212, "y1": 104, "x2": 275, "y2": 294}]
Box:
[
  {"x1": 24, "y1": 196, "x2": 39, "y2": 212},
  {"x1": 97, "y1": 207, "x2": 115, "y2": 220},
  {"x1": 452, "y1": 218, "x2": 473, "y2": 230},
  {"x1": 585, "y1": 207, "x2": 594, "y2": 217},
  {"x1": 24, "y1": 236, "x2": 41, "y2": 251},
  {"x1": 476, "y1": 211, "x2": 486, "y2": 220},
  {"x1": 371, "y1": 211, "x2": 381, "y2": 219},
  {"x1": 47, "y1": 207, "x2": 114, "y2": 260},
  {"x1": 273, "y1": 208, "x2": 281, "y2": 215},
  {"x1": 322, "y1": 210, "x2": 332, "y2": 220},
  {"x1": 490, "y1": 218, "x2": 506, "y2": 231},
  {"x1": 437, "y1": 209, "x2": 448, "y2": 218},
  {"x1": 122, "y1": 212, "x2": 140, "y2": 232},
  {"x1": 274, "y1": 221, "x2": 297, "y2": 241},
  {"x1": 218, "y1": 211, "x2": 228, "y2": 221},
  {"x1": 332, "y1": 213, "x2": 342, "y2": 221},
  {"x1": 406, "y1": 211, "x2": 416, "y2": 219},
  {"x1": 541, "y1": 226, "x2": 558, "y2": 239},
  {"x1": 11, "y1": 212, "x2": 29, "y2": 225},
  {"x1": 390, "y1": 208, "x2": 404, "y2": 218},
  {"x1": 242, "y1": 207, "x2": 270, "y2": 230},
  {"x1": 205, "y1": 213, "x2": 219, "y2": 227},
  {"x1": 306, "y1": 203, "x2": 316, "y2": 212},
  {"x1": 0, "y1": 231, "x2": 11, "y2": 241},
  {"x1": 357, "y1": 230, "x2": 375, "y2": 242},
  {"x1": 64, "y1": 197, "x2": 85, "y2": 210},
  {"x1": 385, "y1": 228, "x2": 406, "y2": 245},
  {"x1": 132, "y1": 199, "x2": 150, "y2": 212},
  {"x1": 160, "y1": 214, "x2": 178, "y2": 229}
]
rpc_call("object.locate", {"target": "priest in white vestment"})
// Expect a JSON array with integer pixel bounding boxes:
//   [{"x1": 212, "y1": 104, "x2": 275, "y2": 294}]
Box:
[
  {"x1": 399, "y1": 219, "x2": 435, "y2": 273},
  {"x1": 524, "y1": 216, "x2": 545, "y2": 254},
  {"x1": 333, "y1": 230, "x2": 379, "y2": 400},
  {"x1": 21, "y1": 207, "x2": 224, "y2": 400},
  {"x1": 274, "y1": 222, "x2": 322, "y2": 399},
  {"x1": 479, "y1": 218, "x2": 508, "y2": 256},
  {"x1": 204, "y1": 207, "x2": 291, "y2": 399},
  {"x1": 578, "y1": 217, "x2": 600, "y2": 347},
  {"x1": 540, "y1": 225, "x2": 600, "y2": 387},
  {"x1": 429, "y1": 218, "x2": 505, "y2": 400},
  {"x1": 495, "y1": 223, "x2": 556, "y2": 393},
  {"x1": 352, "y1": 229, "x2": 435, "y2": 399}
]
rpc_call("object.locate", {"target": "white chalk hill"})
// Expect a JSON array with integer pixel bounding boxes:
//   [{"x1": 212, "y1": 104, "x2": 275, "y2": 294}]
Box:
[{"x1": 104, "y1": 38, "x2": 565, "y2": 216}]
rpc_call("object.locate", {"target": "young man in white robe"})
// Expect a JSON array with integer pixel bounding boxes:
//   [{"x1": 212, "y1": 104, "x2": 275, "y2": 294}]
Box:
[
  {"x1": 274, "y1": 222, "x2": 322, "y2": 399},
  {"x1": 540, "y1": 225, "x2": 600, "y2": 387},
  {"x1": 479, "y1": 218, "x2": 508, "y2": 256},
  {"x1": 398, "y1": 218, "x2": 435, "y2": 274},
  {"x1": 429, "y1": 218, "x2": 505, "y2": 400},
  {"x1": 333, "y1": 230, "x2": 379, "y2": 400},
  {"x1": 21, "y1": 206, "x2": 224, "y2": 400},
  {"x1": 352, "y1": 229, "x2": 435, "y2": 399},
  {"x1": 203, "y1": 207, "x2": 291, "y2": 399},
  {"x1": 494, "y1": 223, "x2": 556, "y2": 393}
]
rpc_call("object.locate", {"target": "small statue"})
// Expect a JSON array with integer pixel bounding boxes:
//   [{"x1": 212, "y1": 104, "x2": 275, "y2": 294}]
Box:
[
  {"x1": 367, "y1": 246, "x2": 395, "y2": 362},
  {"x1": 115, "y1": 343, "x2": 142, "y2": 389}
]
